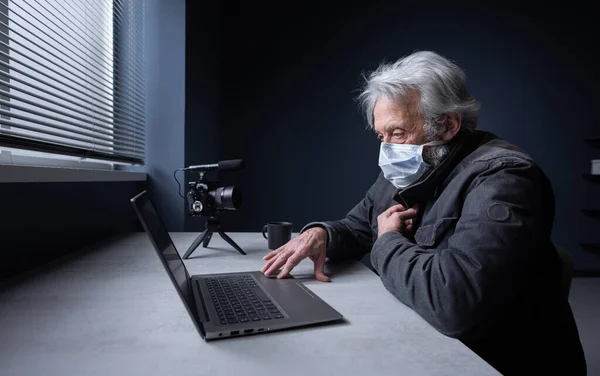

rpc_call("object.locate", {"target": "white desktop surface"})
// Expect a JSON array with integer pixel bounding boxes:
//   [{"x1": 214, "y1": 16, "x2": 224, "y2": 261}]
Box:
[{"x1": 0, "y1": 232, "x2": 499, "y2": 376}]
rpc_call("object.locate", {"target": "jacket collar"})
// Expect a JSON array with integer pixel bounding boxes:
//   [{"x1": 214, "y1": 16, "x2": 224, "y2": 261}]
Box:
[{"x1": 394, "y1": 129, "x2": 488, "y2": 207}]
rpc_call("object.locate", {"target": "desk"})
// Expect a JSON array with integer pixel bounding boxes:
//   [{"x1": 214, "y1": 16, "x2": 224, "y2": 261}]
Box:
[{"x1": 0, "y1": 233, "x2": 499, "y2": 376}]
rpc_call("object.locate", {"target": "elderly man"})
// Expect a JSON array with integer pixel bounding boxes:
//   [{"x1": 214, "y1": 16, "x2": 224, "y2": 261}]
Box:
[{"x1": 261, "y1": 51, "x2": 586, "y2": 374}]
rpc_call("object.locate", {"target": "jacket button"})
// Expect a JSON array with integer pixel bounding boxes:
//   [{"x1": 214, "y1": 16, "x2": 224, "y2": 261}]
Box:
[{"x1": 487, "y1": 203, "x2": 510, "y2": 222}]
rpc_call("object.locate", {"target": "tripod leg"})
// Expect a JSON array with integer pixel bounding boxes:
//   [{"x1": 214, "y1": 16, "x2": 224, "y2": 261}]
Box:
[
  {"x1": 218, "y1": 231, "x2": 246, "y2": 255},
  {"x1": 183, "y1": 229, "x2": 208, "y2": 259},
  {"x1": 202, "y1": 231, "x2": 213, "y2": 248}
]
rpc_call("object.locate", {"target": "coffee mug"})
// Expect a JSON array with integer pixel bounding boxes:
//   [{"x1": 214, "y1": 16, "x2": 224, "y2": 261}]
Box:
[{"x1": 262, "y1": 221, "x2": 293, "y2": 250}]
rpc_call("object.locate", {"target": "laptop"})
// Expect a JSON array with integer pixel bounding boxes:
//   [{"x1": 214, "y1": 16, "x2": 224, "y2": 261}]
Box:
[{"x1": 130, "y1": 190, "x2": 343, "y2": 340}]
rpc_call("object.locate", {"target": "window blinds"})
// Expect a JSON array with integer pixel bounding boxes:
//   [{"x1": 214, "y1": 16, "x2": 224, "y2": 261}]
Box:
[{"x1": 0, "y1": 0, "x2": 145, "y2": 164}]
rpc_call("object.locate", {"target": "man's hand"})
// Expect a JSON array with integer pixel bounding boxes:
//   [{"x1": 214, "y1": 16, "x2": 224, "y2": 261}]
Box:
[
  {"x1": 378, "y1": 204, "x2": 418, "y2": 237},
  {"x1": 261, "y1": 227, "x2": 330, "y2": 282}
]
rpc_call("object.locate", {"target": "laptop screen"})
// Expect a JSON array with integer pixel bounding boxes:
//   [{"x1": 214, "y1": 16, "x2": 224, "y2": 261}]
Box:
[{"x1": 130, "y1": 191, "x2": 197, "y2": 322}]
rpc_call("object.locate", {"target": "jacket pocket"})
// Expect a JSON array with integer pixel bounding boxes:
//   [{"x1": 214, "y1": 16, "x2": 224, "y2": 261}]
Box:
[{"x1": 414, "y1": 216, "x2": 458, "y2": 247}]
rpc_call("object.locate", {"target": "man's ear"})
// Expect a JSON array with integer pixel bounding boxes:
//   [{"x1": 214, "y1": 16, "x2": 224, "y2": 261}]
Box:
[{"x1": 441, "y1": 113, "x2": 462, "y2": 141}]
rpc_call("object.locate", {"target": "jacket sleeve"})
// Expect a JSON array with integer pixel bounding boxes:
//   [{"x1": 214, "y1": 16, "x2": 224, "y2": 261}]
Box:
[
  {"x1": 370, "y1": 160, "x2": 550, "y2": 340},
  {"x1": 301, "y1": 185, "x2": 376, "y2": 263}
]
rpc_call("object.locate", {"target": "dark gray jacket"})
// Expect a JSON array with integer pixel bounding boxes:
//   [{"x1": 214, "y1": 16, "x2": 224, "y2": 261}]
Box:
[{"x1": 304, "y1": 130, "x2": 586, "y2": 375}]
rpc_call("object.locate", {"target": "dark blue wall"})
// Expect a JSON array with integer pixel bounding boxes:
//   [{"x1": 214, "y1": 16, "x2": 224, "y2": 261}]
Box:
[
  {"x1": 184, "y1": 0, "x2": 221, "y2": 232},
  {"x1": 211, "y1": 1, "x2": 600, "y2": 272},
  {"x1": 142, "y1": 0, "x2": 187, "y2": 231},
  {"x1": 142, "y1": 0, "x2": 221, "y2": 234}
]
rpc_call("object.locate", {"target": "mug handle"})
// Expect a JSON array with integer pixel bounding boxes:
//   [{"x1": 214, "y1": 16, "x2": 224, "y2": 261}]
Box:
[{"x1": 262, "y1": 225, "x2": 268, "y2": 239}]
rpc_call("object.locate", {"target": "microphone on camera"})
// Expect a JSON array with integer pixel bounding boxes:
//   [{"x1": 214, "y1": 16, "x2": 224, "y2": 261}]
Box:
[{"x1": 184, "y1": 159, "x2": 245, "y2": 172}]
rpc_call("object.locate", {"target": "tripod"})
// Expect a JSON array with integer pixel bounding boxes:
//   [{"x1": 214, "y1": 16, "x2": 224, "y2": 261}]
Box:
[{"x1": 182, "y1": 217, "x2": 246, "y2": 259}]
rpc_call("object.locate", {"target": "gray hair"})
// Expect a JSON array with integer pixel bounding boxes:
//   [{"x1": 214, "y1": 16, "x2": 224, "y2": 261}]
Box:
[{"x1": 358, "y1": 51, "x2": 481, "y2": 139}]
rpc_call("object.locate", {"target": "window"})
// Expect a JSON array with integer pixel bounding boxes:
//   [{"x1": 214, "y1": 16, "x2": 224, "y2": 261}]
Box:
[{"x1": 0, "y1": 0, "x2": 145, "y2": 167}]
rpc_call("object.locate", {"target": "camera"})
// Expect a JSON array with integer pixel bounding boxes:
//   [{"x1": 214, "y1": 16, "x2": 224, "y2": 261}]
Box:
[
  {"x1": 183, "y1": 159, "x2": 244, "y2": 218},
  {"x1": 186, "y1": 180, "x2": 242, "y2": 217},
  {"x1": 179, "y1": 159, "x2": 246, "y2": 258}
]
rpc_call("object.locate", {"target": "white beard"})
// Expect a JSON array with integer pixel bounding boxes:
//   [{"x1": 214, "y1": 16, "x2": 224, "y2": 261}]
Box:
[{"x1": 423, "y1": 144, "x2": 450, "y2": 167}]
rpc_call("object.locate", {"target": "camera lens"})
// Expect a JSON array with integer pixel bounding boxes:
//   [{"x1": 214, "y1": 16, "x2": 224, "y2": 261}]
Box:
[{"x1": 213, "y1": 186, "x2": 242, "y2": 210}]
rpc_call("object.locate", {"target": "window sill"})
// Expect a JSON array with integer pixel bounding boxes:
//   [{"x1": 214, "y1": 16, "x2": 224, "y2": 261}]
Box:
[{"x1": 0, "y1": 164, "x2": 147, "y2": 183}]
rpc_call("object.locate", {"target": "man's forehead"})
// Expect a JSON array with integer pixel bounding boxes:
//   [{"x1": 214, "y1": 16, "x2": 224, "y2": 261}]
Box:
[{"x1": 373, "y1": 98, "x2": 421, "y2": 132}]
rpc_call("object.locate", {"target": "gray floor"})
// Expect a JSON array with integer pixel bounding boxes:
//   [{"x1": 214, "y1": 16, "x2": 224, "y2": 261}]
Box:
[{"x1": 569, "y1": 278, "x2": 600, "y2": 376}]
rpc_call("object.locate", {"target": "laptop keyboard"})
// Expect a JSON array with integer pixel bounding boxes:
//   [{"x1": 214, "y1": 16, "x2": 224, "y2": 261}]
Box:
[{"x1": 205, "y1": 275, "x2": 285, "y2": 325}]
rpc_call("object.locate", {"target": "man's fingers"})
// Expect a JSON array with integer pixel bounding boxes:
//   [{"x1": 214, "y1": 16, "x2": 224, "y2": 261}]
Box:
[
  {"x1": 277, "y1": 263, "x2": 294, "y2": 279},
  {"x1": 382, "y1": 204, "x2": 406, "y2": 217},
  {"x1": 394, "y1": 208, "x2": 418, "y2": 220},
  {"x1": 277, "y1": 256, "x2": 299, "y2": 279},
  {"x1": 277, "y1": 253, "x2": 304, "y2": 279},
  {"x1": 261, "y1": 257, "x2": 278, "y2": 273},
  {"x1": 263, "y1": 247, "x2": 283, "y2": 260},
  {"x1": 312, "y1": 252, "x2": 331, "y2": 282},
  {"x1": 262, "y1": 246, "x2": 286, "y2": 271},
  {"x1": 264, "y1": 252, "x2": 291, "y2": 276}
]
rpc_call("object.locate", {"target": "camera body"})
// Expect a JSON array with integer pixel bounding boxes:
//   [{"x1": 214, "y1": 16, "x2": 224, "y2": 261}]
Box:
[{"x1": 186, "y1": 178, "x2": 242, "y2": 217}]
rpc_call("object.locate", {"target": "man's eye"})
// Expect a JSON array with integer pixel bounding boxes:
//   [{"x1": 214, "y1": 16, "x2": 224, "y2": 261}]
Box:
[{"x1": 393, "y1": 133, "x2": 404, "y2": 138}]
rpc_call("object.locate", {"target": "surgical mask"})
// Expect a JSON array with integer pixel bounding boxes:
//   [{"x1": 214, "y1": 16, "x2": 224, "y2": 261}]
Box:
[{"x1": 378, "y1": 140, "x2": 447, "y2": 189}]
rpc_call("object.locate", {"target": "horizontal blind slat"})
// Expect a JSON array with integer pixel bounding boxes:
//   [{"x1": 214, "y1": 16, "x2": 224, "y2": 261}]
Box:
[
  {"x1": 0, "y1": 70, "x2": 145, "y2": 137},
  {"x1": 0, "y1": 133, "x2": 144, "y2": 164},
  {"x1": 0, "y1": 97, "x2": 145, "y2": 147}
]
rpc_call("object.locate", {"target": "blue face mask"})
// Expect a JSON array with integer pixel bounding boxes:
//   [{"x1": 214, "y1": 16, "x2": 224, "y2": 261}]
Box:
[{"x1": 378, "y1": 140, "x2": 447, "y2": 189}]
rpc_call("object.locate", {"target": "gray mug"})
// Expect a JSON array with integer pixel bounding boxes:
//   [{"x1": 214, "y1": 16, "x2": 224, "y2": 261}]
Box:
[{"x1": 262, "y1": 221, "x2": 293, "y2": 250}]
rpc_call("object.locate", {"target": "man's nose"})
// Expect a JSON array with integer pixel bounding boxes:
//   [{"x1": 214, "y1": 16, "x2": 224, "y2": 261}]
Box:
[{"x1": 383, "y1": 135, "x2": 392, "y2": 143}]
